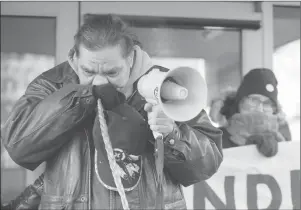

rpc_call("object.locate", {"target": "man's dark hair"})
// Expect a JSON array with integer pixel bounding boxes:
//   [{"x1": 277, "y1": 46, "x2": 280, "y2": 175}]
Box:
[{"x1": 73, "y1": 14, "x2": 141, "y2": 57}]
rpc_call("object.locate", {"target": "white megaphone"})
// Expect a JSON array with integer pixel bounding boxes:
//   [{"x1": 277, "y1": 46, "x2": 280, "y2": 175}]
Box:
[{"x1": 137, "y1": 66, "x2": 207, "y2": 122}]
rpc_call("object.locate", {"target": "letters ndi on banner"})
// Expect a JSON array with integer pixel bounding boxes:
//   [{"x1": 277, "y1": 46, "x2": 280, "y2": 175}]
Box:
[{"x1": 183, "y1": 141, "x2": 300, "y2": 210}]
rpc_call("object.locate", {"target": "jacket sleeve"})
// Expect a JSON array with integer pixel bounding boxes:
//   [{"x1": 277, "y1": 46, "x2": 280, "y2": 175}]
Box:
[
  {"x1": 2, "y1": 174, "x2": 44, "y2": 210},
  {"x1": 1, "y1": 76, "x2": 113, "y2": 170},
  {"x1": 162, "y1": 110, "x2": 223, "y2": 186},
  {"x1": 279, "y1": 121, "x2": 292, "y2": 141}
]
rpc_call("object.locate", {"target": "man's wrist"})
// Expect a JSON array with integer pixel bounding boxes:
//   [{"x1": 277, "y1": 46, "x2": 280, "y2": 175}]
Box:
[{"x1": 164, "y1": 122, "x2": 181, "y2": 143}]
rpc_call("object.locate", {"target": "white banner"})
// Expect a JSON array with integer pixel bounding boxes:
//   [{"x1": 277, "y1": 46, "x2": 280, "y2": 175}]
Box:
[{"x1": 183, "y1": 141, "x2": 300, "y2": 210}]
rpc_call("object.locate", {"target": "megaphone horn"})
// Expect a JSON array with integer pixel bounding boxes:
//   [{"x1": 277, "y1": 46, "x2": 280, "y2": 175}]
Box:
[
  {"x1": 138, "y1": 66, "x2": 207, "y2": 122},
  {"x1": 159, "y1": 67, "x2": 207, "y2": 122}
]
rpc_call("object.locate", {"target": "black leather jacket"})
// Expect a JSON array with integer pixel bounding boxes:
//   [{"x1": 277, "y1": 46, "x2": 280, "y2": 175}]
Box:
[
  {"x1": 2, "y1": 62, "x2": 223, "y2": 210},
  {"x1": 2, "y1": 174, "x2": 43, "y2": 210}
]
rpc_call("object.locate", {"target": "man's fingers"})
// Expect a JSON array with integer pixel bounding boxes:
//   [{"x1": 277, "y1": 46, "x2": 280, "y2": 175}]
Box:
[
  {"x1": 144, "y1": 103, "x2": 153, "y2": 112},
  {"x1": 146, "y1": 104, "x2": 175, "y2": 136},
  {"x1": 147, "y1": 106, "x2": 167, "y2": 120},
  {"x1": 148, "y1": 118, "x2": 172, "y2": 126},
  {"x1": 149, "y1": 124, "x2": 173, "y2": 134},
  {"x1": 145, "y1": 98, "x2": 158, "y2": 104},
  {"x1": 147, "y1": 111, "x2": 157, "y2": 121}
]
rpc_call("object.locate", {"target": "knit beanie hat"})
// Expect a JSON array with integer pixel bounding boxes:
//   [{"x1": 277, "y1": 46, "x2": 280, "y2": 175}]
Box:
[{"x1": 236, "y1": 68, "x2": 278, "y2": 108}]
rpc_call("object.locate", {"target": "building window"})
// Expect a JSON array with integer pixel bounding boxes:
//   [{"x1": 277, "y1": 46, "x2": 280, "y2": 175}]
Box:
[{"x1": 273, "y1": 6, "x2": 300, "y2": 141}]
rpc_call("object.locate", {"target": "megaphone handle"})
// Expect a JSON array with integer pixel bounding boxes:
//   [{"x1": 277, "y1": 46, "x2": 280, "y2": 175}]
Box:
[
  {"x1": 153, "y1": 131, "x2": 163, "y2": 140},
  {"x1": 153, "y1": 131, "x2": 164, "y2": 210}
]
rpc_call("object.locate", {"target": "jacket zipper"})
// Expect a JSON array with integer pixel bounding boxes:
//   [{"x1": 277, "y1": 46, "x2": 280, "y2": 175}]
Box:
[
  {"x1": 110, "y1": 190, "x2": 116, "y2": 210},
  {"x1": 84, "y1": 128, "x2": 92, "y2": 210},
  {"x1": 149, "y1": 155, "x2": 158, "y2": 187}
]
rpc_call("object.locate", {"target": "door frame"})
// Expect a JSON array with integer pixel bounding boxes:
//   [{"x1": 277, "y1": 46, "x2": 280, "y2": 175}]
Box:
[{"x1": 1, "y1": 1, "x2": 79, "y2": 64}]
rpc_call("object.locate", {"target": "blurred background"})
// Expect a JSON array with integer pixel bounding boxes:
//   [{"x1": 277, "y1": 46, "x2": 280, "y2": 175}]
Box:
[{"x1": 1, "y1": 1, "x2": 300, "y2": 204}]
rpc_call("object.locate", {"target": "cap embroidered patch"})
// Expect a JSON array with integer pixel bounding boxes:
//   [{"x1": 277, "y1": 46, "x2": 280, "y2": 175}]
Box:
[{"x1": 266, "y1": 84, "x2": 274, "y2": 92}]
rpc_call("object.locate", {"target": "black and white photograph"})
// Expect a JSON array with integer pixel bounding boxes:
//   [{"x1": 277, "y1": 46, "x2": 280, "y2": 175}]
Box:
[{"x1": 1, "y1": 1, "x2": 300, "y2": 210}]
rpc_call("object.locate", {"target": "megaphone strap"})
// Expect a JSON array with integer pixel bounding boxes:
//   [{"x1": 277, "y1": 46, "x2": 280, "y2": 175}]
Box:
[
  {"x1": 154, "y1": 136, "x2": 165, "y2": 210},
  {"x1": 133, "y1": 65, "x2": 169, "y2": 91}
]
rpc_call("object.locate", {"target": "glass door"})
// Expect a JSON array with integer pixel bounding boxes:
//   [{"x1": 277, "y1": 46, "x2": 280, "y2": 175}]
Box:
[{"x1": 1, "y1": 2, "x2": 78, "y2": 203}]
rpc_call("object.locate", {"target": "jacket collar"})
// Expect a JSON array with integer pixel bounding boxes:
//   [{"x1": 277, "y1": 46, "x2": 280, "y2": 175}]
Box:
[
  {"x1": 41, "y1": 61, "x2": 79, "y2": 85},
  {"x1": 127, "y1": 45, "x2": 153, "y2": 87}
]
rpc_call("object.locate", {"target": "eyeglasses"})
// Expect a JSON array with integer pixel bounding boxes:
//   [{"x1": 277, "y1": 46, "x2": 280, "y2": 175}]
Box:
[{"x1": 239, "y1": 96, "x2": 276, "y2": 113}]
